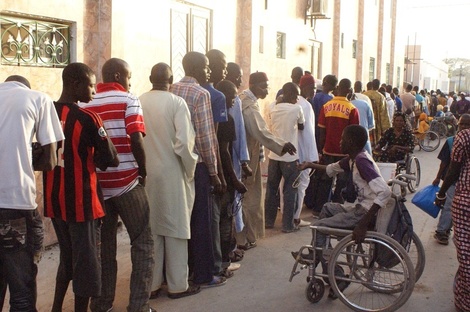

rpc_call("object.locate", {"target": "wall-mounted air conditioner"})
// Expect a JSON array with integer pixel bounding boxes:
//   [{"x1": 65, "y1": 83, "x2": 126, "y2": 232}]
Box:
[{"x1": 309, "y1": 0, "x2": 328, "y2": 16}]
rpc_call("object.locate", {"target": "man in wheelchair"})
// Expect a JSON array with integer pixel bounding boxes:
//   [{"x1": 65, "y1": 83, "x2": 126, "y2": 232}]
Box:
[{"x1": 294, "y1": 125, "x2": 394, "y2": 296}]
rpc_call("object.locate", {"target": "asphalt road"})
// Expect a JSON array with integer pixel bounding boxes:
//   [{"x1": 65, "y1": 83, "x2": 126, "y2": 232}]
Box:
[{"x1": 7, "y1": 144, "x2": 458, "y2": 312}]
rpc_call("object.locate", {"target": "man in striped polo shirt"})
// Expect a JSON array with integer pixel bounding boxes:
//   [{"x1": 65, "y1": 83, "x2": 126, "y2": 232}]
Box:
[
  {"x1": 44, "y1": 63, "x2": 119, "y2": 312},
  {"x1": 80, "y1": 58, "x2": 155, "y2": 312}
]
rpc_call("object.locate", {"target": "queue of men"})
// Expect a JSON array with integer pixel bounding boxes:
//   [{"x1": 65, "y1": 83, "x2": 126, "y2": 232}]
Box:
[{"x1": 1, "y1": 48, "x2": 463, "y2": 311}]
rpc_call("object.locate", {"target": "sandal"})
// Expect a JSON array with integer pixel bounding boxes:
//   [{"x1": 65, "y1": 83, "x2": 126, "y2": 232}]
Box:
[
  {"x1": 149, "y1": 288, "x2": 161, "y2": 299},
  {"x1": 237, "y1": 241, "x2": 257, "y2": 250},
  {"x1": 218, "y1": 268, "x2": 234, "y2": 278},
  {"x1": 168, "y1": 285, "x2": 201, "y2": 299},
  {"x1": 229, "y1": 249, "x2": 244, "y2": 262},
  {"x1": 200, "y1": 275, "x2": 227, "y2": 288}
]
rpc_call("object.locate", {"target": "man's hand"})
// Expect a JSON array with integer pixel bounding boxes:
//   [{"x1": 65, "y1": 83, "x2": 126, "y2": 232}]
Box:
[
  {"x1": 432, "y1": 178, "x2": 441, "y2": 186},
  {"x1": 233, "y1": 180, "x2": 248, "y2": 194},
  {"x1": 282, "y1": 142, "x2": 297, "y2": 155},
  {"x1": 210, "y1": 175, "x2": 222, "y2": 194},
  {"x1": 434, "y1": 194, "x2": 446, "y2": 209},
  {"x1": 242, "y1": 163, "x2": 253, "y2": 177},
  {"x1": 352, "y1": 205, "x2": 379, "y2": 243}
]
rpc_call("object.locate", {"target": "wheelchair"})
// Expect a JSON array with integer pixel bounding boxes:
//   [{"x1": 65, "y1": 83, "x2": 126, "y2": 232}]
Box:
[
  {"x1": 289, "y1": 194, "x2": 425, "y2": 312},
  {"x1": 414, "y1": 130, "x2": 440, "y2": 152},
  {"x1": 375, "y1": 152, "x2": 421, "y2": 197}
]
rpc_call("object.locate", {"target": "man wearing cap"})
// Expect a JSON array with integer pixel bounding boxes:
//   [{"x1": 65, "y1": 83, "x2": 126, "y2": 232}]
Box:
[{"x1": 235, "y1": 72, "x2": 296, "y2": 250}]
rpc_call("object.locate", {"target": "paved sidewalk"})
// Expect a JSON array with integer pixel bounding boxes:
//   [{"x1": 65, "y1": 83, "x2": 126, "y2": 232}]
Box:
[{"x1": 3, "y1": 148, "x2": 459, "y2": 311}]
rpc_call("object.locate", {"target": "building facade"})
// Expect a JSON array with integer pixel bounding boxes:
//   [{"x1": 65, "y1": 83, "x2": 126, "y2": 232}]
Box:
[{"x1": 1, "y1": 0, "x2": 403, "y2": 244}]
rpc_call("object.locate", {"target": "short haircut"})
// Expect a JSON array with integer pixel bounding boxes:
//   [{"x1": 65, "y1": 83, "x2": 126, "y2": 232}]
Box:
[
  {"x1": 5, "y1": 75, "x2": 31, "y2": 88},
  {"x1": 323, "y1": 74, "x2": 338, "y2": 88},
  {"x1": 62, "y1": 62, "x2": 95, "y2": 86},
  {"x1": 371, "y1": 79, "x2": 380, "y2": 90},
  {"x1": 216, "y1": 79, "x2": 237, "y2": 96},
  {"x1": 344, "y1": 124, "x2": 368, "y2": 150},
  {"x1": 405, "y1": 84, "x2": 413, "y2": 92}
]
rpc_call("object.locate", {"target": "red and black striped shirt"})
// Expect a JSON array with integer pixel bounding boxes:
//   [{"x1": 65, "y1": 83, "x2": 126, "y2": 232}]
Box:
[{"x1": 43, "y1": 102, "x2": 114, "y2": 222}]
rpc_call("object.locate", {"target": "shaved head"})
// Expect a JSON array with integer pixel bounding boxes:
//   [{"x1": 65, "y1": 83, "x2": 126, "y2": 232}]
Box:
[
  {"x1": 5, "y1": 75, "x2": 31, "y2": 88},
  {"x1": 101, "y1": 57, "x2": 132, "y2": 91},
  {"x1": 150, "y1": 63, "x2": 173, "y2": 85}
]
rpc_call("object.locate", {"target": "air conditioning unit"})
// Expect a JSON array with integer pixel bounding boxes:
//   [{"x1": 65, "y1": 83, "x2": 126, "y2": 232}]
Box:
[{"x1": 309, "y1": 0, "x2": 328, "y2": 16}]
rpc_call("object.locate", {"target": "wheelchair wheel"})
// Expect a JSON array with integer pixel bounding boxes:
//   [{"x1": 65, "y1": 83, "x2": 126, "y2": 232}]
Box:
[
  {"x1": 408, "y1": 232, "x2": 426, "y2": 282},
  {"x1": 329, "y1": 232, "x2": 415, "y2": 312},
  {"x1": 446, "y1": 123, "x2": 457, "y2": 137},
  {"x1": 432, "y1": 121, "x2": 447, "y2": 138},
  {"x1": 406, "y1": 156, "x2": 421, "y2": 193},
  {"x1": 418, "y1": 131, "x2": 440, "y2": 152},
  {"x1": 305, "y1": 278, "x2": 325, "y2": 303}
]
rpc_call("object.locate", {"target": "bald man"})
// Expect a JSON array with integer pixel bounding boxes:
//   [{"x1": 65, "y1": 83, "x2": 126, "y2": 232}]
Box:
[
  {"x1": 140, "y1": 63, "x2": 200, "y2": 299},
  {"x1": 80, "y1": 58, "x2": 156, "y2": 312}
]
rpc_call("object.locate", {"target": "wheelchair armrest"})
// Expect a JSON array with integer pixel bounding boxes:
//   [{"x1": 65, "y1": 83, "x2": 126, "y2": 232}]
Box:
[{"x1": 310, "y1": 225, "x2": 353, "y2": 237}]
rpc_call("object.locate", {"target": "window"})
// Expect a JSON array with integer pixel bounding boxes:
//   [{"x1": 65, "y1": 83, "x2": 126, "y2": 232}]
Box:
[
  {"x1": 352, "y1": 39, "x2": 357, "y2": 58},
  {"x1": 369, "y1": 57, "x2": 375, "y2": 82},
  {"x1": 396, "y1": 66, "x2": 401, "y2": 88},
  {"x1": 259, "y1": 26, "x2": 264, "y2": 54},
  {"x1": 276, "y1": 32, "x2": 286, "y2": 59},
  {"x1": 386, "y1": 63, "x2": 390, "y2": 85},
  {"x1": 1, "y1": 14, "x2": 71, "y2": 67}
]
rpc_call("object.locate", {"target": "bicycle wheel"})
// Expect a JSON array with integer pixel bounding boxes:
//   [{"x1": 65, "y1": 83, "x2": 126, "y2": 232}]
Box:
[
  {"x1": 406, "y1": 156, "x2": 420, "y2": 193},
  {"x1": 418, "y1": 131, "x2": 440, "y2": 152}
]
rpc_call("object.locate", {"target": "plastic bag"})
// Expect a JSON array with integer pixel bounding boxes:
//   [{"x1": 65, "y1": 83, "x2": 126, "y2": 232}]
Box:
[{"x1": 411, "y1": 185, "x2": 440, "y2": 218}]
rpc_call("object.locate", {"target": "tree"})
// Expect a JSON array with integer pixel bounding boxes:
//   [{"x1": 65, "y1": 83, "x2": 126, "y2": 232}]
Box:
[{"x1": 444, "y1": 58, "x2": 470, "y2": 92}]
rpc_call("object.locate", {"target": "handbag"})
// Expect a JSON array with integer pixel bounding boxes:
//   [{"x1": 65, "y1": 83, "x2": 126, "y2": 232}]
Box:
[{"x1": 411, "y1": 185, "x2": 440, "y2": 218}]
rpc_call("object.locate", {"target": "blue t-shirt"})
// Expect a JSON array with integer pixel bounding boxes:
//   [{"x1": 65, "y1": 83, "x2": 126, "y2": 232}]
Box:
[
  {"x1": 202, "y1": 83, "x2": 228, "y2": 123},
  {"x1": 312, "y1": 91, "x2": 333, "y2": 151}
]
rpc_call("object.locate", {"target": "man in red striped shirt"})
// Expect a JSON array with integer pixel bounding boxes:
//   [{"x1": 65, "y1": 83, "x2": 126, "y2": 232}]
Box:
[
  {"x1": 80, "y1": 58, "x2": 155, "y2": 312},
  {"x1": 44, "y1": 62, "x2": 119, "y2": 312}
]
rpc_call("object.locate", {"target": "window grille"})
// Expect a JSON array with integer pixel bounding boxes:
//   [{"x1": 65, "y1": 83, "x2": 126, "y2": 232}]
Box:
[{"x1": 1, "y1": 14, "x2": 70, "y2": 67}]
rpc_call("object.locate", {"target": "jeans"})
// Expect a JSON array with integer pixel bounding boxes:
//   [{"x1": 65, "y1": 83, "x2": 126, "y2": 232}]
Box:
[
  {"x1": 264, "y1": 159, "x2": 299, "y2": 231},
  {"x1": 437, "y1": 183, "x2": 455, "y2": 233},
  {"x1": 0, "y1": 209, "x2": 41, "y2": 312}
]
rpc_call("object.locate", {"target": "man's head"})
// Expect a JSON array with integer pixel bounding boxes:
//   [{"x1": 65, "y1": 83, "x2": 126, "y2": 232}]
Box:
[
  {"x1": 386, "y1": 85, "x2": 393, "y2": 94},
  {"x1": 412, "y1": 85, "x2": 419, "y2": 92},
  {"x1": 354, "y1": 81, "x2": 362, "y2": 93},
  {"x1": 460, "y1": 92, "x2": 466, "y2": 100},
  {"x1": 182, "y1": 51, "x2": 211, "y2": 85},
  {"x1": 149, "y1": 63, "x2": 173, "y2": 90},
  {"x1": 291, "y1": 67, "x2": 303, "y2": 85},
  {"x1": 249, "y1": 72, "x2": 269, "y2": 99},
  {"x1": 405, "y1": 84, "x2": 413, "y2": 92},
  {"x1": 281, "y1": 82, "x2": 300, "y2": 104},
  {"x1": 62, "y1": 62, "x2": 96, "y2": 103},
  {"x1": 206, "y1": 49, "x2": 227, "y2": 85},
  {"x1": 458, "y1": 114, "x2": 470, "y2": 132},
  {"x1": 102, "y1": 58, "x2": 132, "y2": 92},
  {"x1": 366, "y1": 81, "x2": 373, "y2": 91},
  {"x1": 341, "y1": 124, "x2": 368, "y2": 155},
  {"x1": 322, "y1": 74, "x2": 338, "y2": 93},
  {"x1": 226, "y1": 62, "x2": 243, "y2": 89},
  {"x1": 299, "y1": 74, "x2": 315, "y2": 98},
  {"x1": 337, "y1": 78, "x2": 352, "y2": 97},
  {"x1": 392, "y1": 87, "x2": 399, "y2": 96},
  {"x1": 371, "y1": 79, "x2": 380, "y2": 90},
  {"x1": 216, "y1": 80, "x2": 238, "y2": 110},
  {"x1": 5, "y1": 75, "x2": 31, "y2": 89}
]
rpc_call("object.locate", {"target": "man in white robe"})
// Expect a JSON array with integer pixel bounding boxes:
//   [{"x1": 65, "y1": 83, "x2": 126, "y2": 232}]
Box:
[{"x1": 140, "y1": 63, "x2": 199, "y2": 299}]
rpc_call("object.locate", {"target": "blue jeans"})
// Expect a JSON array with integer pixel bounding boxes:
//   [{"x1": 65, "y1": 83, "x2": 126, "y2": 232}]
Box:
[
  {"x1": 437, "y1": 183, "x2": 455, "y2": 233},
  {"x1": 264, "y1": 159, "x2": 299, "y2": 231}
]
